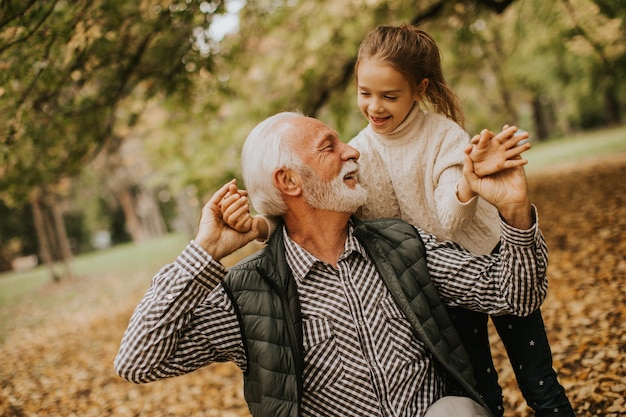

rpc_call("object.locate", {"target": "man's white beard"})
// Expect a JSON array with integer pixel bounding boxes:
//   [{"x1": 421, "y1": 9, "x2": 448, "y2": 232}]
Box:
[{"x1": 299, "y1": 161, "x2": 368, "y2": 213}]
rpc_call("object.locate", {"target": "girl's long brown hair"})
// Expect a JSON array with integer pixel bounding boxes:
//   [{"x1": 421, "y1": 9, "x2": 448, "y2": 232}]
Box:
[{"x1": 356, "y1": 24, "x2": 464, "y2": 127}]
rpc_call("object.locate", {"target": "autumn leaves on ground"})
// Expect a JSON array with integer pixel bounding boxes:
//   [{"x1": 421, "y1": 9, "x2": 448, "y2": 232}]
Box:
[{"x1": 1, "y1": 156, "x2": 625, "y2": 417}]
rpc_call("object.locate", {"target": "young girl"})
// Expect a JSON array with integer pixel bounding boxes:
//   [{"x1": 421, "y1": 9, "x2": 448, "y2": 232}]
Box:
[{"x1": 223, "y1": 25, "x2": 574, "y2": 417}]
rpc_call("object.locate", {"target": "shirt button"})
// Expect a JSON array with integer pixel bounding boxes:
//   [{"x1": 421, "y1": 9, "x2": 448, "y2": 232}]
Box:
[{"x1": 195, "y1": 262, "x2": 202, "y2": 268}]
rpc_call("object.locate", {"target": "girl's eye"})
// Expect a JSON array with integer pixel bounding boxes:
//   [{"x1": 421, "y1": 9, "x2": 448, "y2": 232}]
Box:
[
  {"x1": 359, "y1": 91, "x2": 371, "y2": 97},
  {"x1": 385, "y1": 95, "x2": 398, "y2": 101}
]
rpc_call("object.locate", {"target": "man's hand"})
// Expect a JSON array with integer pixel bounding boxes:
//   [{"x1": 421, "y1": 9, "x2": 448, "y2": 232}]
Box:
[
  {"x1": 193, "y1": 180, "x2": 260, "y2": 261},
  {"x1": 463, "y1": 149, "x2": 533, "y2": 230},
  {"x1": 469, "y1": 126, "x2": 531, "y2": 177}
]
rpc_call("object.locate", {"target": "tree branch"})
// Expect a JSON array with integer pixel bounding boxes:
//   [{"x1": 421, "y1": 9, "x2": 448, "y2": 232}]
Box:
[
  {"x1": 411, "y1": 0, "x2": 447, "y2": 25},
  {"x1": 562, "y1": 0, "x2": 611, "y2": 66},
  {"x1": 0, "y1": 0, "x2": 59, "y2": 54},
  {"x1": 474, "y1": 0, "x2": 517, "y2": 14}
]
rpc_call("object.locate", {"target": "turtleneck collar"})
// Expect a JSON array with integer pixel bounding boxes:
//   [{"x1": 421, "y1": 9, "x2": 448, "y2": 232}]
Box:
[{"x1": 368, "y1": 102, "x2": 424, "y2": 147}]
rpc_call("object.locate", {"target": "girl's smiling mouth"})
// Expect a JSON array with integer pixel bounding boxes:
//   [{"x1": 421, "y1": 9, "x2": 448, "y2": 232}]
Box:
[{"x1": 370, "y1": 115, "x2": 390, "y2": 125}]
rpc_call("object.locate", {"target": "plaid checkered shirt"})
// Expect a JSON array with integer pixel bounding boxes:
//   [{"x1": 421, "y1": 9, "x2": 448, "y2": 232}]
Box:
[{"x1": 115, "y1": 212, "x2": 547, "y2": 417}]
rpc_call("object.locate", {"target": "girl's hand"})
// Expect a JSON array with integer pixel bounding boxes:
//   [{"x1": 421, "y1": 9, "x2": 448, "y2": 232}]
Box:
[
  {"x1": 193, "y1": 180, "x2": 259, "y2": 261},
  {"x1": 220, "y1": 182, "x2": 254, "y2": 233},
  {"x1": 468, "y1": 126, "x2": 531, "y2": 177}
]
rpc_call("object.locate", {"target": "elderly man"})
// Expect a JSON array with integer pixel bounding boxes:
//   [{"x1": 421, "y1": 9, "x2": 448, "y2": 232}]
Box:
[{"x1": 115, "y1": 112, "x2": 547, "y2": 417}]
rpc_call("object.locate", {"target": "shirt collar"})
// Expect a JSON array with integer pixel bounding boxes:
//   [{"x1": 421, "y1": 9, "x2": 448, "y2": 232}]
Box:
[{"x1": 283, "y1": 220, "x2": 367, "y2": 284}]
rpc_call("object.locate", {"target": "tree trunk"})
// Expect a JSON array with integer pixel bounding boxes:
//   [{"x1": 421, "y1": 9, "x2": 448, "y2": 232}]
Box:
[
  {"x1": 30, "y1": 190, "x2": 59, "y2": 282},
  {"x1": 116, "y1": 187, "x2": 146, "y2": 243},
  {"x1": 137, "y1": 189, "x2": 167, "y2": 239},
  {"x1": 50, "y1": 195, "x2": 74, "y2": 279},
  {"x1": 531, "y1": 95, "x2": 549, "y2": 141},
  {"x1": 175, "y1": 188, "x2": 200, "y2": 239},
  {"x1": 491, "y1": 31, "x2": 518, "y2": 122},
  {"x1": 605, "y1": 87, "x2": 621, "y2": 126}
]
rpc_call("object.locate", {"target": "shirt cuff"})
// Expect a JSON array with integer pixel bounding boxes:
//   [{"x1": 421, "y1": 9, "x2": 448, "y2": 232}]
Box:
[
  {"x1": 176, "y1": 240, "x2": 228, "y2": 291},
  {"x1": 499, "y1": 205, "x2": 540, "y2": 246}
]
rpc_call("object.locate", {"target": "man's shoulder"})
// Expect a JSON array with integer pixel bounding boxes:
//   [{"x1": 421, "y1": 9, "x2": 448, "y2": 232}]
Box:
[
  {"x1": 352, "y1": 217, "x2": 428, "y2": 261},
  {"x1": 353, "y1": 217, "x2": 422, "y2": 238},
  {"x1": 228, "y1": 247, "x2": 269, "y2": 272}
]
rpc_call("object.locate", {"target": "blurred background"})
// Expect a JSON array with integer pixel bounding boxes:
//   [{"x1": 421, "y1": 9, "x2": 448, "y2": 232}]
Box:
[
  {"x1": 1, "y1": 0, "x2": 624, "y2": 276},
  {"x1": 0, "y1": 1, "x2": 625, "y2": 416}
]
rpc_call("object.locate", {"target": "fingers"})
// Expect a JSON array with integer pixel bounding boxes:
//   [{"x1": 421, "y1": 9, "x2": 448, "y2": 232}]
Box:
[
  {"x1": 474, "y1": 128, "x2": 495, "y2": 148},
  {"x1": 210, "y1": 179, "x2": 236, "y2": 204},
  {"x1": 503, "y1": 158, "x2": 529, "y2": 168},
  {"x1": 226, "y1": 182, "x2": 248, "y2": 197},
  {"x1": 223, "y1": 196, "x2": 251, "y2": 224},
  {"x1": 506, "y1": 142, "x2": 531, "y2": 160},
  {"x1": 494, "y1": 126, "x2": 532, "y2": 151},
  {"x1": 221, "y1": 193, "x2": 252, "y2": 231},
  {"x1": 205, "y1": 180, "x2": 238, "y2": 216},
  {"x1": 462, "y1": 152, "x2": 478, "y2": 182},
  {"x1": 493, "y1": 125, "x2": 517, "y2": 144}
]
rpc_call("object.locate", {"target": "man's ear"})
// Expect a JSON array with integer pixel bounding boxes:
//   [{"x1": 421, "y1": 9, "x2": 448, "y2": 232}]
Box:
[{"x1": 274, "y1": 168, "x2": 301, "y2": 196}]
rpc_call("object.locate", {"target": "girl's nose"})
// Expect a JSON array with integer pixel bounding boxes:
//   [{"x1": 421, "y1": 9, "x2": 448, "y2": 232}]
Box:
[{"x1": 369, "y1": 99, "x2": 384, "y2": 113}]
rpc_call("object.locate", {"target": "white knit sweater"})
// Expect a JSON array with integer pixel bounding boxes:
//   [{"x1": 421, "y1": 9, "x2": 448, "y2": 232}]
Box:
[{"x1": 349, "y1": 105, "x2": 500, "y2": 254}]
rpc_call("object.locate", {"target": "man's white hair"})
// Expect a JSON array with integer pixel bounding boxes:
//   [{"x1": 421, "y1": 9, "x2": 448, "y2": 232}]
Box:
[{"x1": 241, "y1": 111, "x2": 304, "y2": 216}]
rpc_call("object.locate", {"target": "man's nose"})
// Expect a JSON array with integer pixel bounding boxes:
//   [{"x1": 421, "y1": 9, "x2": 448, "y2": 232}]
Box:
[{"x1": 342, "y1": 143, "x2": 360, "y2": 161}]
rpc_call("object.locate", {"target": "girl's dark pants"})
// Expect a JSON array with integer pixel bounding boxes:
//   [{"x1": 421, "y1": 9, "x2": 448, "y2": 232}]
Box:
[
  {"x1": 447, "y1": 244, "x2": 575, "y2": 416},
  {"x1": 447, "y1": 310, "x2": 575, "y2": 416}
]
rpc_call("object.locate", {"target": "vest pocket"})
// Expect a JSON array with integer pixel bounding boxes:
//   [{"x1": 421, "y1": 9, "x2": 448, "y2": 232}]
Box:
[{"x1": 302, "y1": 317, "x2": 345, "y2": 392}]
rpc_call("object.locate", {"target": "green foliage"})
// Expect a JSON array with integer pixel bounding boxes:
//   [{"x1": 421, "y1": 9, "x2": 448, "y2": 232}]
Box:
[
  {"x1": 419, "y1": 0, "x2": 625, "y2": 136},
  {"x1": 1, "y1": 0, "x2": 624, "y2": 264},
  {"x1": 0, "y1": 0, "x2": 226, "y2": 206}
]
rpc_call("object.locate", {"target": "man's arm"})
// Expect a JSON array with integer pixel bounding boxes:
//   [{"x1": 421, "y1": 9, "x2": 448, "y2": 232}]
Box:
[
  {"x1": 421, "y1": 215, "x2": 548, "y2": 317},
  {"x1": 114, "y1": 180, "x2": 256, "y2": 383},
  {"x1": 428, "y1": 142, "x2": 545, "y2": 315},
  {"x1": 114, "y1": 244, "x2": 246, "y2": 382}
]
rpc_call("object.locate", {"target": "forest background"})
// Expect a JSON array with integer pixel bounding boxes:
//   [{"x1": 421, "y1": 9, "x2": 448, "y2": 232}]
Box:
[
  {"x1": 0, "y1": 0, "x2": 625, "y2": 415},
  {"x1": 1, "y1": 0, "x2": 624, "y2": 275}
]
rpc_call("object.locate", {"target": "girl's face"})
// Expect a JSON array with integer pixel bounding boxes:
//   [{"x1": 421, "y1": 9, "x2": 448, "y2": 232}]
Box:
[{"x1": 357, "y1": 58, "x2": 421, "y2": 134}]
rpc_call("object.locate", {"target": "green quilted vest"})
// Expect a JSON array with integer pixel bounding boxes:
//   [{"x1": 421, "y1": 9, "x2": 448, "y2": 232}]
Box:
[{"x1": 222, "y1": 216, "x2": 489, "y2": 417}]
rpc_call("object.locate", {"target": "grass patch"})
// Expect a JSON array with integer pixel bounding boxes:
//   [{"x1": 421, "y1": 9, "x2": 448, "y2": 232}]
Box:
[
  {"x1": 524, "y1": 125, "x2": 626, "y2": 173},
  {"x1": 0, "y1": 232, "x2": 190, "y2": 310}
]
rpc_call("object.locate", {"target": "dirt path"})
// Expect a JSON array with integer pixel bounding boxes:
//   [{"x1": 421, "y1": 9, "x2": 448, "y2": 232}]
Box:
[{"x1": 1, "y1": 156, "x2": 624, "y2": 417}]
